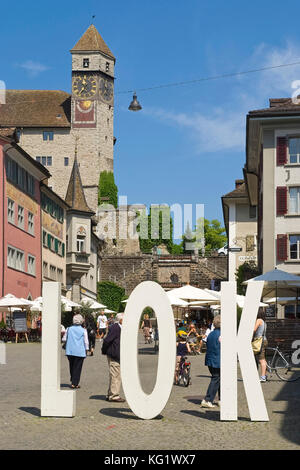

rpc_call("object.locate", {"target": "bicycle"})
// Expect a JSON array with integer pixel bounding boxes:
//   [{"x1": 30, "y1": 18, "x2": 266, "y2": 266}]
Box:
[
  {"x1": 177, "y1": 356, "x2": 192, "y2": 387},
  {"x1": 265, "y1": 340, "x2": 300, "y2": 382}
]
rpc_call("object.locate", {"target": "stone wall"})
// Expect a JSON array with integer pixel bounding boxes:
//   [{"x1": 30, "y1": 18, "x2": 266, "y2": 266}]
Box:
[{"x1": 100, "y1": 253, "x2": 228, "y2": 296}]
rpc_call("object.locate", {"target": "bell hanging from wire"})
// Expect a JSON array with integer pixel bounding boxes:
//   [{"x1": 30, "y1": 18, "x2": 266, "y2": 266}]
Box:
[{"x1": 128, "y1": 91, "x2": 142, "y2": 111}]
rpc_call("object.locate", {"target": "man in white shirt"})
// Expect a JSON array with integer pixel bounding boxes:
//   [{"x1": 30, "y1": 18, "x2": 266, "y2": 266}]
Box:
[{"x1": 97, "y1": 310, "x2": 108, "y2": 339}]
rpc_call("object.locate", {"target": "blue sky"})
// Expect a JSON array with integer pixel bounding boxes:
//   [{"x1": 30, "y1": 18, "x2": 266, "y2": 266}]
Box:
[{"x1": 2, "y1": 0, "x2": 300, "y2": 232}]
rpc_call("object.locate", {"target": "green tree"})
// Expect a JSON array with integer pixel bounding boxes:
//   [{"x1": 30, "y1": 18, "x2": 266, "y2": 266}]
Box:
[
  {"x1": 138, "y1": 206, "x2": 174, "y2": 254},
  {"x1": 98, "y1": 171, "x2": 118, "y2": 208},
  {"x1": 236, "y1": 261, "x2": 260, "y2": 295},
  {"x1": 97, "y1": 281, "x2": 125, "y2": 312},
  {"x1": 195, "y1": 218, "x2": 227, "y2": 255}
]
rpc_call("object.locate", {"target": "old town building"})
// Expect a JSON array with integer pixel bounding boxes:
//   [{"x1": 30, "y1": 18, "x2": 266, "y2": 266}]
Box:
[
  {"x1": 222, "y1": 179, "x2": 258, "y2": 281},
  {"x1": 0, "y1": 24, "x2": 115, "y2": 212},
  {"x1": 0, "y1": 130, "x2": 50, "y2": 300}
]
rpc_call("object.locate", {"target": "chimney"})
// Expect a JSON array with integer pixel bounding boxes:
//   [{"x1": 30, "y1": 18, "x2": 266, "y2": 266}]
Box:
[{"x1": 235, "y1": 179, "x2": 244, "y2": 189}]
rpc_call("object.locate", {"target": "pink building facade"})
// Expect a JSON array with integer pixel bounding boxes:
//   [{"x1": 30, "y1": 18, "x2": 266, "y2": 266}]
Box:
[{"x1": 0, "y1": 135, "x2": 50, "y2": 301}]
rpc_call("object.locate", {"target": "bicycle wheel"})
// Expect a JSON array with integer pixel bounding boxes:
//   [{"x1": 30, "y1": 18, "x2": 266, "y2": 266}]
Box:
[
  {"x1": 275, "y1": 352, "x2": 300, "y2": 382},
  {"x1": 183, "y1": 368, "x2": 190, "y2": 387}
]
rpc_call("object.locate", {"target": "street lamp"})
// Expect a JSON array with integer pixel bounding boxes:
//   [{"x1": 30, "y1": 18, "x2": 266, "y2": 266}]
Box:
[{"x1": 128, "y1": 92, "x2": 142, "y2": 111}]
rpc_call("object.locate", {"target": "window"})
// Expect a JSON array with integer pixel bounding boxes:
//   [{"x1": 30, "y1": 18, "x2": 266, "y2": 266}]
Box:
[
  {"x1": 289, "y1": 138, "x2": 300, "y2": 164},
  {"x1": 47, "y1": 156, "x2": 52, "y2": 166},
  {"x1": 8, "y1": 246, "x2": 25, "y2": 272},
  {"x1": 289, "y1": 234, "x2": 300, "y2": 260},
  {"x1": 38, "y1": 156, "x2": 52, "y2": 166},
  {"x1": 42, "y1": 156, "x2": 47, "y2": 166},
  {"x1": 28, "y1": 212, "x2": 34, "y2": 235},
  {"x1": 36, "y1": 157, "x2": 41, "y2": 163},
  {"x1": 28, "y1": 255, "x2": 36, "y2": 275},
  {"x1": 57, "y1": 268, "x2": 63, "y2": 282},
  {"x1": 42, "y1": 230, "x2": 47, "y2": 246},
  {"x1": 83, "y1": 58, "x2": 89, "y2": 68},
  {"x1": 289, "y1": 187, "x2": 300, "y2": 214},
  {"x1": 43, "y1": 131, "x2": 54, "y2": 141},
  {"x1": 6, "y1": 156, "x2": 35, "y2": 197},
  {"x1": 18, "y1": 206, "x2": 24, "y2": 229},
  {"x1": 106, "y1": 62, "x2": 110, "y2": 72},
  {"x1": 64, "y1": 157, "x2": 69, "y2": 166},
  {"x1": 43, "y1": 261, "x2": 48, "y2": 278},
  {"x1": 249, "y1": 206, "x2": 257, "y2": 219},
  {"x1": 7, "y1": 199, "x2": 14, "y2": 224},
  {"x1": 284, "y1": 304, "x2": 300, "y2": 319},
  {"x1": 7, "y1": 246, "x2": 16, "y2": 269},
  {"x1": 77, "y1": 235, "x2": 86, "y2": 252},
  {"x1": 50, "y1": 265, "x2": 57, "y2": 280}
]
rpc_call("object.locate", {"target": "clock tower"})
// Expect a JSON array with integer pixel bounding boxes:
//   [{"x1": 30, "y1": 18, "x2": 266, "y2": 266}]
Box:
[{"x1": 70, "y1": 24, "x2": 115, "y2": 211}]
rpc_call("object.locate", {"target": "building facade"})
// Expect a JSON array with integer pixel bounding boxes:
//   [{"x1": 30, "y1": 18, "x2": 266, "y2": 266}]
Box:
[
  {"x1": 222, "y1": 179, "x2": 258, "y2": 281},
  {"x1": 41, "y1": 184, "x2": 68, "y2": 293},
  {"x1": 0, "y1": 24, "x2": 115, "y2": 212},
  {"x1": 0, "y1": 132, "x2": 50, "y2": 300}
]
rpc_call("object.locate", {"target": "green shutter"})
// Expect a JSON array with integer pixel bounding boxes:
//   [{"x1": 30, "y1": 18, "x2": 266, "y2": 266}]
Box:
[
  {"x1": 54, "y1": 238, "x2": 59, "y2": 253},
  {"x1": 47, "y1": 233, "x2": 51, "y2": 249},
  {"x1": 62, "y1": 243, "x2": 65, "y2": 257}
]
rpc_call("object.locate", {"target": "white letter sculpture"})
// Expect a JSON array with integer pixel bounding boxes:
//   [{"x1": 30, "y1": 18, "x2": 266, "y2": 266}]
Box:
[
  {"x1": 0, "y1": 342, "x2": 6, "y2": 365},
  {"x1": 121, "y1": 281, "x2": 176, "y2": 419},
  {"x1": 221, "y1": 281, "x2": 269, "y2": 421},
  {"x1": 41, "y1": 282, "x2": 76, "y2": 417}
]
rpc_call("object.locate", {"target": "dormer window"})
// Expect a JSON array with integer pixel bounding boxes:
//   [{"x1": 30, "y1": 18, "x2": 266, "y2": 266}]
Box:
[{"x1": 83, "y1": 58, "x2": 89, "y2": 68}]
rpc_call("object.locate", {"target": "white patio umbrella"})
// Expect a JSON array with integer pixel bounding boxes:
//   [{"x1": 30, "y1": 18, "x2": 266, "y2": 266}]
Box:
[
  {"x1": 243, "y1": 268, "x2": 300, "y2": 315},
  {"x1": 169, "y1": 285, "x2": 218, "y2": 302},
  {"x1": 80, "y1": 297, "x2": 106, "y2": 309},
  {"x1": 204, "y1": 289, "x2": 268, "y2": 308},
  {"x1": 0, "y1": 295, "x2": 32, "y2": 309},
  {"x1": 166, "y1": 292, "x2": 189, "y2": 307}
]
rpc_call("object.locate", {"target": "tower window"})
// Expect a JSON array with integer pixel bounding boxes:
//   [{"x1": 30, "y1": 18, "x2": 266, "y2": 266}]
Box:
[
  {"x1": 43, "y1": 131, "x2": 54, "y2": 141},
  {"x1": 83, "y1": 58, "x2": 90, "y2": 68},
  {"x1": 106, "y1": 62, "x2": 110, "y2": 72},
  {"x1": 64, "y1": 157, "x2": 69, "y2": 166}
]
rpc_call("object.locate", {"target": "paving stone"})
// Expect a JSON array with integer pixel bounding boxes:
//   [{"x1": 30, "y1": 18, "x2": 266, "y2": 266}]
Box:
[{"x1": 0, "y1": 339, "x2": 299, "y2": 450}]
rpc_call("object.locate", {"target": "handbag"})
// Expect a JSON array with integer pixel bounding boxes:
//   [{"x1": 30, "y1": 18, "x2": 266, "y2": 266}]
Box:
[{"x1": 251, "y1": 322, "x2": 266, "y2": 355}]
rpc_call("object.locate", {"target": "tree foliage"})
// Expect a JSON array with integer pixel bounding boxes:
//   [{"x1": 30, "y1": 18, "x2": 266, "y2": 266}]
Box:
[
  {"x1": 98, "y1": 171, "x2": 118, "y2": 208},
  {"x1": 138, "y1": 206, "x2": 174, "y2": 254},
  {"x1": 97, "y1": 281, "x2": 125, "y2": 313},
  {"x1": 236, "y1": 261, "x2": 261, "y2": 295}
]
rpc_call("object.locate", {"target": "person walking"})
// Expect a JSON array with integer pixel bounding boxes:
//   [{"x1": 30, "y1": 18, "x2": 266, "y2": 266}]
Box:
[
  {"x1": 253, "y1": 310, "x2": 268, "y2": 382},
  {"x1": 62, "y1": 314, "x2": 89, "y2": 389},
  {"x1": 97, "y1": 310, "x2": 108, "y2": 340},
  {"x1": 141, "y1": 314, "x2": 152, "y2": 344},
  {"x1": 85, "y1": 315, "x2": 97, "y2": 356},
  {"x1": 102, "y1": 313, "x2": 125, "y2": 403},
  {"x1": 201, "y1": 315, "x2": 221, "y2": 409}
]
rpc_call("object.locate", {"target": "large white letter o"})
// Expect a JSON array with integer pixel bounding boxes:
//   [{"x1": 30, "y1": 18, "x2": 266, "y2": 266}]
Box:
[{"x1": 121, "y1": 281, "x2": 176, "y2": 419}]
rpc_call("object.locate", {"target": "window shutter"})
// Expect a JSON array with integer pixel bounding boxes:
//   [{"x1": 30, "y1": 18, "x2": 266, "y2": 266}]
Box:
[
  {"x1": 62, "y1": 243, "x2": 65, "y2": 257},
  {"x1": 277, "y1": 234, "x2": 288, "y2": 261},
  {"x1": 276, "y1": 186, "x2": 287, "y2": 215},
  {"x1": 47, "y1": 233, "x2": 51, "y2": 249},
  {"x1": 276, "y1": 137, "x2": 287, "y2": 166},
  {"x1": 54, "y1": 238, "x2": 59, "y2": 253}
]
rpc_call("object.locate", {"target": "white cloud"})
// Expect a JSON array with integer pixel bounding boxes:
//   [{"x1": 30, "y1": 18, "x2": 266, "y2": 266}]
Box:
[
  {"x1": 17, "y1": 60, "x2": 50, "y2": 77},
  {"x1": 143, "y1": 41, "x2": 300, "y2": 154}
]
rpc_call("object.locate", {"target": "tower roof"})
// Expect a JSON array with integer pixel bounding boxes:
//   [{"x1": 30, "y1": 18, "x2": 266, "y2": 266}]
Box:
[
  {"x1": 71, "y1": 24, "x2": 115, "y2": 60},
  {"x1": 65, "y1": 155, "x2": 95, "y2": 214}
]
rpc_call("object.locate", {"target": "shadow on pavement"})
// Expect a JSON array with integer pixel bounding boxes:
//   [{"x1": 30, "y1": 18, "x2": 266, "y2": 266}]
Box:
[
  {"x1": 89, "y1": 395, "x2": 107, "y2": 401},
  {"x1": 19, "y1": 407, "x2": 40, "y2": 417},
  {"x1": 99, "y1": 407, "x2": 163, "y2": 421},
  {"x1": 138, "y1": 348, "x2": 157, "y2": 355},
  {"x1": 274, "y1": 376, "x2": 300, "y2": 446}
]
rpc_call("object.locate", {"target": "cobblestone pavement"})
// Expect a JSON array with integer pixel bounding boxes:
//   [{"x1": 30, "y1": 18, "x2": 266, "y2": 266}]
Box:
[{"x1": 0, "y1": 339, "x2": 299, "y2": 450}]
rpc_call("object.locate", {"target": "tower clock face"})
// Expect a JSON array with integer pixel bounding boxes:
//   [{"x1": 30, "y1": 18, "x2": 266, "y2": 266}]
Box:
[
  {"x1": 99, "y1": 77, "x2": 113, "y2": 102},
  {"x1": 72, "y1": 75, "x2": 97, "y2": 98}
]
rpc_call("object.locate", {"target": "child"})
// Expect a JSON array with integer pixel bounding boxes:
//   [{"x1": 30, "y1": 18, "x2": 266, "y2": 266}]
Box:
[{"x1": 174, "y1": 333, "x2": 191, "y2": 385}]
